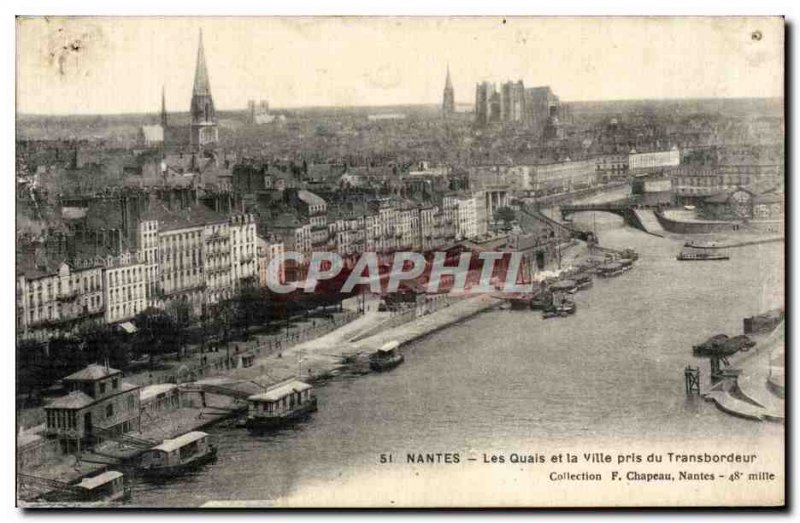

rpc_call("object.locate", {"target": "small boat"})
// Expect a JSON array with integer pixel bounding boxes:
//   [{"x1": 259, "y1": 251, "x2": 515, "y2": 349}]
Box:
[
  {"x1": 73, "y1": 471, "x2": 131, "y2": 504},
  {"x1": 530, "y1": 290, "x2": 553, "y2": 310},
  {"x1": 575, "y1": 274, "x2": 593, "y2": 289},
  {"x1": 596, "y1": 262, "x2": 623, "y2": 277},
  {"x1": 138, "y1": 431, "x2": 217, "y2": 478},
  {"x1": 244, "y1": 380, "x2": 318, "y2": 430},
  {"x1": 550, "y1": 280, "x2": 578, "y2": 294},
  {"x1": 542, "y1": 310, "x2": 568, "y2": 319},
  {"x1": 677, "y1": 250, "x2": 729, "y2": 261},
  {"x1": 370, "y1": 341, "x2": 405, "y2": 371},
  {"x1": 556, "y1": 299, "x2": 576, "y2": 315},
  {"x1": 684, "y1": 240, "x2": 717, "y2": 248},
  {"x1": 618, "y1": 258, "x2": 634, "y2": 271},
  {"x1": 620, "y1": 248, "x2": 639, "y2": 261}
]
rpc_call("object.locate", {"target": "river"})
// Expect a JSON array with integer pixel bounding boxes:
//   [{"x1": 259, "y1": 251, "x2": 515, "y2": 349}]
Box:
[{"x1": 132, "y1": 209, "x2": 784, "y2": 507}]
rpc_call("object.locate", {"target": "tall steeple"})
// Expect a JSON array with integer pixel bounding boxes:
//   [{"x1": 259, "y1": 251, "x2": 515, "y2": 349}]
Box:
[
  {"x1": 442, "y1": 65, "x2": 455, "y2": 118},
  {"x1": 189, "y1": 29, "x2": 218, "y2": 151},
  {"x1": 192, "y1": 29, "x2": 212, "y2": 97},
  {"x1": 160, "y1": 85, "x2": 168, "y2": 128}
]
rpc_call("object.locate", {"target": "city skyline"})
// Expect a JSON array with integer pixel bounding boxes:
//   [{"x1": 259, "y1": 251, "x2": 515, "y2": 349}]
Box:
[{"x1": 17, "y1": 16, "x2": 783, "y2": 115}]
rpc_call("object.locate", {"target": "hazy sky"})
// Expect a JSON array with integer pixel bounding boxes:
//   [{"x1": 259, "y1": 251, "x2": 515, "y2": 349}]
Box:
[{"x1": 16, "y1": 16, "x2": 783, "y2": 115}]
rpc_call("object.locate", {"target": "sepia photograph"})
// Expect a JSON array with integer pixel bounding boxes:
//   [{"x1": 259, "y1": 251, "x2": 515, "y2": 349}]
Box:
[{"x1": 13, "y1": 15, "x2": 785, "y2": 508}]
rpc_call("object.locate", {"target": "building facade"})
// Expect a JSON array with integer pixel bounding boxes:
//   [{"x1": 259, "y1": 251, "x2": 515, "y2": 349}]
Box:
[
  {"x1": 628, "y1": 148, "x2": 680, "y2": 171},
  {"x1": 103, "y1": 251, "x2": 147, "y2": 324}
]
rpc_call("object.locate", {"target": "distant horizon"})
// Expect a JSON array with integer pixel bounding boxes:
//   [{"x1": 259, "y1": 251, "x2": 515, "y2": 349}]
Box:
[
  {"x1": 17, "y1": 17, "x2": 783, "y2": 115},
  {"x1": 15, "y1": 95, "x2": 785, "y2": 119}
]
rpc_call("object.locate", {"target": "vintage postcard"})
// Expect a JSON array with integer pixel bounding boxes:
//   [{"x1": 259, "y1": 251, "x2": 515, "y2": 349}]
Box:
[{"x1": 15, "y1": 16, "x2": 784, "y2": 508}]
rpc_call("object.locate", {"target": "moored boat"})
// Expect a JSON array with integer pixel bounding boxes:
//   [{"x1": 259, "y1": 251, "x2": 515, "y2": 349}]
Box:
[
  {"x1": 618, "y1": 258, "x2": 634, "y2": 271},
  {"x1": 73, "y1": 471, "x2": 131, "y2": 504},
  {"x1": 370, "y1": 341, "x2": 405, "y2": 372},
  {"x1": 575, "y1": 274, "x2": 593, "y2": 289},
  {"x1": 138, "y1": 431, "x2": 217, "y2": 478},
  {"x1": 550, "y1": 279, "x2": 578, "y2": 294},
  {"x1": 596, "y1": 262, "x2": 623, "y2": 277},
  {"x1": 244, "y1": 379, "x2": 318, "y2": 430},
  {"x1": 677, "y1": 250, "x2": 729, "y2": 261}
]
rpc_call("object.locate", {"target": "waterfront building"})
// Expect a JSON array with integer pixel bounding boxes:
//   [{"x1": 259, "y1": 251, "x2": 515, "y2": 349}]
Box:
[
  {"x1": 44, "y1": 363, "x2": 141, "y2": 453},
  {"x1": 256, "y1": 235, "x2": 285, "y2": 287},
  {"x1": 149, "y1": 205, "x2": 214, "y2": 311},
  {"x1": 102, "y1": 251, "x2": 147, "y2": 324},
  {"x1": 419, "y1": 205, "x2": 439, "y2": 251},
  {"x1": 670, "y1": 164, "x2": 783, "y2": 200},
  {"x1": 142, "y1": 202, "x2": 258, "y2": 311},
  {"x1": 442, "y1": 66, "x2": 455, "y2": 118},
  {"x1": 137, "y1": 218, "x2": 160, "y2": 305},
  {"x1": 289, "y1": 190, "x2": 329, "y2": 253},
  {"x1": 628, "y1": 147, "x2": 680, "y2": 171},
  {"x1": 16, "y1": 257, "x2": 105, "y2": 337},
  {"x1": 529, "y1": 158, "x2": 597, "y2": 196},
  {"x1": 454, "y1": 194, "x2": 479, "y2": 240},
  {"x1": 189, "y1": 30, "x2": 219, "y2": 152},
  {"x1": 697, "y1": 187, "x2": 784, "y2": 222},
  {"x1": 595, "y1": 153, "x2": 629, "y2": 181},
  {"x1": 229, "y1": 213, "x2": 258, "y2": 291},
  {"x1": 752, "y1": 192, "x2": 784, "y2": 220}
]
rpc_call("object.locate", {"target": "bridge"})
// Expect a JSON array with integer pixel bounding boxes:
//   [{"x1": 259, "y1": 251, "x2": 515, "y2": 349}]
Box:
[
  {"x1": 520, "y1": 205, "x2": 595, "y2": 242},
  {"x1": 559, "y1": 199, "x2": 665, "y2": 237}
]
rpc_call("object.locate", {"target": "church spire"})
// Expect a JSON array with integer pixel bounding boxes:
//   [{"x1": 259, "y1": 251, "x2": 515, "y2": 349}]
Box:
[
  {"x1": 192, "y1": 29, "x2": 212, "y2": 97},
  {"x1": 189, "y1": 28, "x2": 218, "y2": 151},
  {"x1": 442, "y1": 65, "x2": 455, "y2": 118},
  {"x1": 160, "y1": 85, "x2": 168, "y2": 128}
]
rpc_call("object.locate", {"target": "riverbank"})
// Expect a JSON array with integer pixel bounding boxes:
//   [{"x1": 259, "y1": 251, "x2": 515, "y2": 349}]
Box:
[
  {"x1": 686, "y1": 236, "x2": 784, "y2": 250},
  {"x1": 704, "y1": 321, "x2": 785, "y2": 422},
  {"x1": 16, "y1": 233, "x2": 633, "y2": 501}
]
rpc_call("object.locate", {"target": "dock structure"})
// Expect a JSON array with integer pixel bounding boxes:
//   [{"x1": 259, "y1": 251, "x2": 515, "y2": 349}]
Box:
[
  {"x1": 559, "y1": 198, "x2": 667, "y2": 236},
  {"x1": 351, "y1": 293, "x2": 500, "y2": 354},
  {"x1": 684, "y1": 366, "x2": 701, "y2": 395},
  {"x1": 703, "y1": 321, "x2": 785, "y2": 422}
]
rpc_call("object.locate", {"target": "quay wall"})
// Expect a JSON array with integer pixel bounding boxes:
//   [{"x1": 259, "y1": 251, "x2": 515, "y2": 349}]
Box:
[
  {"x1": 655, "y1": 211, "x2": 743, "y2": 234},
  {"x1": 655, "y1": 211, "x2": 784, "y2": 236}
]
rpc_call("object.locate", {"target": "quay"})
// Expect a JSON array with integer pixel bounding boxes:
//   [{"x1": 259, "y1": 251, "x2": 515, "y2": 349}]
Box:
[
  {"x1": 686, "y1": 236, "x2": 784, "y2": 250},
  {"x1": 702, "y1": 321, "x2": 785, "y2": 423}
]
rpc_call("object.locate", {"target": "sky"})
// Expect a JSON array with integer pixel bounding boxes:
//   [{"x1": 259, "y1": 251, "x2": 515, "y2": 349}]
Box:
[{"x1": 16, "y1": 16, "x2": 784, "y2": 115}]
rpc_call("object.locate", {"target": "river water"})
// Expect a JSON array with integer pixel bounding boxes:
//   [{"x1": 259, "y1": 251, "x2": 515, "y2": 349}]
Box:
[{"x1": 132, "y1": 210, "x2": 784, "y2": 507}]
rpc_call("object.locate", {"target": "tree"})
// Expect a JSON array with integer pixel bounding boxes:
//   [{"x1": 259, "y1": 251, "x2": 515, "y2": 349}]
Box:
[
  {"x1": 232, "y1": 285, "x2": 263, "y2": 338},
  {"x1": 166, "y1": 300, "x2": 192, "y2": 360},
  {"x1": 133, "y1": 307, "x2": 177, "y2": 367},
  {"x1": 78, "y1": 321, "x2": 131, "y2": 370}
]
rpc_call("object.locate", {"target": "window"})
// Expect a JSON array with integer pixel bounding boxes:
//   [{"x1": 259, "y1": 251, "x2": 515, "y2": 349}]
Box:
[
  {"x1": 99, "y1": 382, "x2": 106, "y2": 394},
  {"x1": 106, "y1": 403, "x2": 114, "y2": 418},
  {"x1": 112, "y1": 378, "x2": 119, "y2": 389}
]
